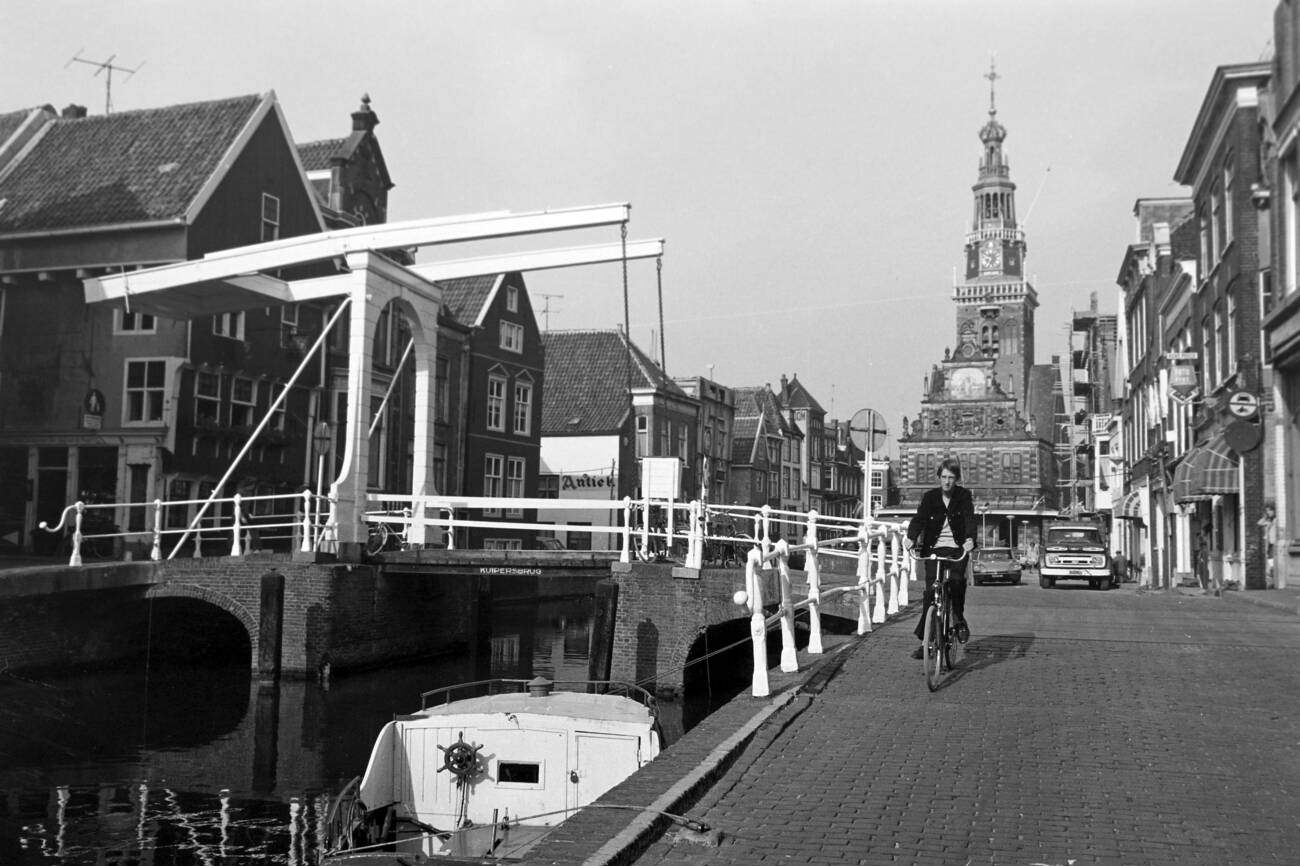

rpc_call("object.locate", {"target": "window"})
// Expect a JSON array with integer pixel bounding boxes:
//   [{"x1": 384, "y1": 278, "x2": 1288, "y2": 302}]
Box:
[
  {"x1": 261, "y1": 193, "x2": 280, "y2": 242},
  {"x1": 539, "y1": 475, "x2": 559, "y2": 498},
  {"x1": 497, "y1": 762, "x2": 539, "y2": 785},
  {"x1": 194, "y1": 371, "x2": 221, "y2": 426},
  {"x1": 125, "y1": 360, "x2": 167, "y2": 424},
  {"x1": 1287, "y1": 155, "x2": 1300, "y2": 296},
  {"x1": 268, "y1": 382, "x2": 287, "y2": 430},
  {"x1": 281, "y1": 303, "x2": 298, "y2": 326},
  {"x1": 213, "y1": 311, "x2": 245, "y2": 340},
  {"x1": 230, "y1": 377, "x2": 256, "y2": 427},
  {"x1": 513, "y1": 381, "x2": 532, "y2": 435},
  {"x1": 656, "y1": 420, "x2": 669, "y2": 456},
  {"x1": 636, "y1": 416, "x2": 648, "y2": 457},
  {"x1": 486, "y1": 375, "x2": 506, "y2": 431},
  {"x1": 1210, "y1": 183, "x2": 1222, "y2": 264},
  {"x1": 782, "y1": 467, "x2": 790, "y2": 499},
  {"x1": 980, "y1": 324, "x2": 1000, "y2": 355},
  {"x1": 870, "y1": 469, "x2": 884, "y2": 490},
  {"x1": 1202, "y1": 318, "x2": 1213, "y2": 393},
  {"x1": 1215, "y1": 302, "x2": 1226, "y2": 385},
  {"x1": 506, "y1": 457, "x2": 525, "y2": 517},
  {"x1": 483, "y1": 454, "x2": 504, "y2": 517},
  {"x1": 485, "y1": 538, "x2": 523, "y2": 551},
  {"x1": 433, "y1": 443, "x2": 448, "y2": 493},
  {"x1": 115, "y1": 309, "x2": 156, "y2": 334},
  {"x1": 678, "y1": 425, "x2": 689, "y2": 467},
  {"x1": 500, "y1": 321, "x2": 524, "y2": 353},
  {"x1": 1198, "y1": 208, "x2": 1210, "y2": 279},
  {"x1": 567, "y1": 522, "x2": 592, "y2": 551},
  {"x1": 1224, "y1": 160, "x2": 1235, "y2": 246},
  {"x1": 505, "y1": 286, "x2": 519, "y2": 313},
  {"x1": 435, "y1": 356, "x2": 450, "y2": 422},
  {"x1": 1002, "y1": 452, "x2": 1023, "y2": 483},
  {"x1": 1227, "y1": 291, "x2": 1237, "y2": 375}
]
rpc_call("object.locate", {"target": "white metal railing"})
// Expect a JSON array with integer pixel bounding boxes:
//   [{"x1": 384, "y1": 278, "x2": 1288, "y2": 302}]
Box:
[
  {"x1": 38, "y1": 490, "x2": 334, "y2": 566},
  {"x1": 732, "y1": 515, "x2": 911, "y2": 698}
]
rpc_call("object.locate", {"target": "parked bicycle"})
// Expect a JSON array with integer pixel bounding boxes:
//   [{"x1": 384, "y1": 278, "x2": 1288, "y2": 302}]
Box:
[
  {"x1": 364, "y1": 510, "x2": 410, "y2": 556},
  {"x1": 909, "y1": 548, "x2": 969, "y2": 692}
]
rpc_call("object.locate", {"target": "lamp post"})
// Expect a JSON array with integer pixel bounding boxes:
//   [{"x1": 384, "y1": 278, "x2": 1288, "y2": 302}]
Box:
[
  {"x1": 978, "y1": 502, "x2": 989, "y2": 546},
  {"x1": 311, "y1": 421, "x2": 332, "y2": 524}
]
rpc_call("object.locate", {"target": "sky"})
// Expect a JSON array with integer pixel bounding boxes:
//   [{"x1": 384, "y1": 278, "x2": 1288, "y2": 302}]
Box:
[{"x1": 1, "y1": 0, "x2": 1280, "y2": 457}]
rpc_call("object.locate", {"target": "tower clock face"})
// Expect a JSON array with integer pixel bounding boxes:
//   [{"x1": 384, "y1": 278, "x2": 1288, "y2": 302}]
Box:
[{"x1": 980, "y1": 240, "x2": 1002, "y2": 272}]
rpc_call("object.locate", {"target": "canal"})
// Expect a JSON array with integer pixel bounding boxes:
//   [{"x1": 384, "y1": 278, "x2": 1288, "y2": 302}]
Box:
[{"x1": 0, "y1": 591, "x2": 755, "y2": 865}]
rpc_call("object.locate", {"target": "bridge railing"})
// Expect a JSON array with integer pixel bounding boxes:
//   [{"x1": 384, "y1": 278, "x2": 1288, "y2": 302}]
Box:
[
  {"x1": 733, "y1": 515, "x2": 912, "y2": 697},
  {"x1": 39, "y1": 490, "x2": 331, "y2": 566}
]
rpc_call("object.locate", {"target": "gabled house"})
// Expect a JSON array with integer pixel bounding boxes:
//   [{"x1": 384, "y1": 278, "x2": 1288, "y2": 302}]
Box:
[
  {"x1": 297, "y1": 94, "x2": 394, "y2": 229},
  {"x1": 775, "y1": 373, "x2": 824, "y2": 513},
  {"x1": 729, "y1": 385, "x2": 800, "y2": 510},
  {"x1": 0, "y1": 93, "x2": 385, "y2": 554},
  {"x1": 436, "y1": 273, "x2": 543, "y2": 549},
  {"x1": 540, "y1": 329, "x2": 698, "y2": 550}
]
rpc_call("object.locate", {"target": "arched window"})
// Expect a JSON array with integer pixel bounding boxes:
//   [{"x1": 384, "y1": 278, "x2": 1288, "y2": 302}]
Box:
[{"x1": 980, "y1": 324, "x2": 1000, "y2": 356}]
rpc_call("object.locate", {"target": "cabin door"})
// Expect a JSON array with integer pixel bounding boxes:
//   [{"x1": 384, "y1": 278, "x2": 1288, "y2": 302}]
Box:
[{"x1": 572, "y1": 733, "x2": 641, "y2": 808}]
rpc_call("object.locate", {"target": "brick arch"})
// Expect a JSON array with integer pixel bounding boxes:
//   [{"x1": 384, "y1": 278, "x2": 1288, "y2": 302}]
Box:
[{"x1": 144, "y1": 582, "x2": 259, "y2": 659}]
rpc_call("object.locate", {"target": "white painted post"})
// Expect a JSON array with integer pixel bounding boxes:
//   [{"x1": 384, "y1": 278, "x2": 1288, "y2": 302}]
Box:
[
  {"x1": 408, "y1": 496, "x2": 426, "y2": 549},
  {"x1": 887, "y1": 530, "x2": 901, "y2": 614},
  {"x1": 899, "y1": 531, "x2": 911, "y2": 606},
  {"x1": 687, "y1": 500, "x2": 702, "y2": 568},
  {"x1": 641, "y1": 494, "x2": 651, "y2": 559},
  {"x1": 872, "y1": 534, "x2": 887, "y2": 623},
  {"x1": 805, "y1": 510, "x2": 823, "y2": 654},
  {"x1": 775, "y1": 539, "x2": 798, "y2": 672},
  {"x1": 760, "y1": 505, "x2": 772, "y2": 570},
  {"x1": 300, "y1": 489, "x2": 314, "y2": 553},
  {"x1": 445, "y1": 506, "x2": 457, "y2": 550},
  {"x1": 69, "y1": 501, "x2": 84, "y2": 567},
  {"x1": 666, "y1": 498, "x2": 675, "y2": 558},
  {"x1": 230, "y1": 494, "x2": 244, "y2": 557},
  {"x1": 744, "y1": 547, "x2": 770, "y2": 697},
  {"x1": 855, "y1": 526, "x2": 872, "y2": 634},
  {"x1": 151, "y1": 499, "x2": 163, "y2": 562},
  {"x1": 620, "y1": 497, "x2": 632, "y2": 563}
]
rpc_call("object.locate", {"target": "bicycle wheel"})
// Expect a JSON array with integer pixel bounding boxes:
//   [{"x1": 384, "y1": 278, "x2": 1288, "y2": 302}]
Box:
[{"x1": 922, "y1": 604, "x2": 944, "y2": 692}]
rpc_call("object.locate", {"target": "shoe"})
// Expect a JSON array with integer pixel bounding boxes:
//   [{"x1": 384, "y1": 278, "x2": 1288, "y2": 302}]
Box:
[
  {"x1": 911, "y1": 646, "x2": 924, "y2": 660},
  {"x1": 956, "y1": 622, "x2": 970, "y2": 644}
]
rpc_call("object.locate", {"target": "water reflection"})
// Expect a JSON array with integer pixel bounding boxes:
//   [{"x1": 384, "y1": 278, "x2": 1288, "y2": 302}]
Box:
[{"x1": 0, "y1": 592, "x2": 747, "y2": 864}]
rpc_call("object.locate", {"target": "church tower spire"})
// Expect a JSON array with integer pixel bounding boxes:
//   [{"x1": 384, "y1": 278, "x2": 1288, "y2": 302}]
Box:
[{"x1": 954, "y1": 58, "x2": 1038, "y2": 409}]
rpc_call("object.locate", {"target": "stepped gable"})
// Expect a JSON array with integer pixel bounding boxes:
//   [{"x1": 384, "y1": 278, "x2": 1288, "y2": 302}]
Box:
[{"x1": 0, "y1": 94, "x2": 264, "y2": 233}]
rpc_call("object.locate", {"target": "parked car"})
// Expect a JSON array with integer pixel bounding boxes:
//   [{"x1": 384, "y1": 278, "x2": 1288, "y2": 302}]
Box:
[{"x1": 972, "y1": 547, "x2": 1023, "y2": 585}]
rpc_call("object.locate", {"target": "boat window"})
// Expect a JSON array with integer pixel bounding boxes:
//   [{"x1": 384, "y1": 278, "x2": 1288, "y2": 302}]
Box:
[{"x1": 497, "y1": 762, "x2": 541, "y2": 784}]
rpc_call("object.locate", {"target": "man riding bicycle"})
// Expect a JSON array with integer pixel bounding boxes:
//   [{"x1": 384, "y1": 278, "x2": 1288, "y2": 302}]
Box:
[{"x1": 902, "y1": 457, "x2": 976, "y2": 659}]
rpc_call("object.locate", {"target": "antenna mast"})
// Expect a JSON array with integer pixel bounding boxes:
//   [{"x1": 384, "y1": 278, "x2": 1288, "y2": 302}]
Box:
[
  {"x1": 66, "y1": 50, "x2": 145, "y2": 114},
  {"x1": 536, "y1": 293, "x2": 564, "y2": 331}
]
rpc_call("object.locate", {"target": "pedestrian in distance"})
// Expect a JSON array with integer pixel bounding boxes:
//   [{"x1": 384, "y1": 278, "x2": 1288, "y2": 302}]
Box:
[
  {"x1": 1113, "y1": 549, "x2": 1129, "y2": 584},
  {"x1": 1258, "y1": 501, "x2": 1278, "y2": 589},
  {"x1": 903, "y1": 457, "x2": 976, "y2": 659}
]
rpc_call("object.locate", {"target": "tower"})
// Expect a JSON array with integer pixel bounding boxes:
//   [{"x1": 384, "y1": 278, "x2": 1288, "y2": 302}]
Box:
[{"x1": 953, "y1": 60, "x2": 1038, "y2": 410}]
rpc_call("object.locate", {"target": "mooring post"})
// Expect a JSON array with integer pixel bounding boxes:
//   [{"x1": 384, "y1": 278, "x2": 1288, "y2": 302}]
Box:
[{"x1": 258, "y1": 569, "x2": 285, "y2": 680}]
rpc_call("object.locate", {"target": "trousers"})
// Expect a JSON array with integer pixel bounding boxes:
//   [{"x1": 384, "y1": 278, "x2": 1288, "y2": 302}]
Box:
[{"x1": 913, "y1": 546, "x2": 968, "y2": 640}]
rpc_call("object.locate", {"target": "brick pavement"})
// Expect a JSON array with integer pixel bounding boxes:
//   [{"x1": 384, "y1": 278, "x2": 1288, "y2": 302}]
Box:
[{"x1": 626, "y1": 582, "x2": 1300, "y2": 866}]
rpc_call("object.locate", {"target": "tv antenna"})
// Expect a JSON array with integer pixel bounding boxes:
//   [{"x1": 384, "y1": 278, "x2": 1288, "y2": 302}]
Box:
[
  {"x1": 66, "y1": 50, "x2": 145, "y2": 115},
  {"x1": 536, "y1": 293, "x2": 564, "y2": 331}
]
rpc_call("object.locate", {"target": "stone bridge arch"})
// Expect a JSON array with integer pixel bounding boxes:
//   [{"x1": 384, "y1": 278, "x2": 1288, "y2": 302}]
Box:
[{"x1": 144, "y1": 582, "x2": 259, "y2": 665}]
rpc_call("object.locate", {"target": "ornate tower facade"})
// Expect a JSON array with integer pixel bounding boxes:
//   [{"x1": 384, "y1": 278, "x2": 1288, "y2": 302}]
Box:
[{"x1": 953, "y1": 63, "x2": 1038, "y2": 410}]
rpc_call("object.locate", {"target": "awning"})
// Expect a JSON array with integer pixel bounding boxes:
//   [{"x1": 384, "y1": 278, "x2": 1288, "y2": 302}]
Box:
[
  {"x1": 1173, "y1": 435, "x2": 1240, "y2": 503},
  {"x1": 1115, "y1": 489, "x2": 1145, "y2": 522}
]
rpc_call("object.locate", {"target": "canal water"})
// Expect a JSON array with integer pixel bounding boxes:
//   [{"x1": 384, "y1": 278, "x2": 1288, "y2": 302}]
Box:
[{"x1": 0, "y1": 593, "x2": 751, "y2": 865}]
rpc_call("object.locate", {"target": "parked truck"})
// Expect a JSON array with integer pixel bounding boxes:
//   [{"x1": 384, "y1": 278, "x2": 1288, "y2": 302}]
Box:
[{"x1": 1039, "y1": 521, "x2": 1115, "y2": 590}]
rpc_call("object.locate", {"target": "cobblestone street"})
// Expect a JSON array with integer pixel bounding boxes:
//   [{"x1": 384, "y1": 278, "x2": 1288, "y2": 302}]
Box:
[{"x1": 634, "y1": 582, "x2": 1300, "y2": 866}]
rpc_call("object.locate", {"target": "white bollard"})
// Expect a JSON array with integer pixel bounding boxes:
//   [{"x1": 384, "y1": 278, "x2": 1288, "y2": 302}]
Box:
[
  {"x1": 744, "y1": 547, "x2": 770, "y2": 697},
  {"x1": 887, "y1": 531, "x2": 901, "y2": 615},
  {"x1": 872, "y1": 537, "x2": 887, "y2": 623},
  {"x1": 151, "y1": 499, "x2": 163, "y2": 562},
  {"x1": 805, "y1": 511, "x2": 823, "y2": 655},
  {"x1": 775, "y1": 539, "x2": 798, "y2": 673},
  {"x1": 855, "y1": 527, "x2": 872, "y2": 634},
  {"x1": 620, "y1": 497, "x2": 632, "y2": 563},
  {"x1": 300, "y1": 489, "x2": 314, "y2": 553},
  {"x1": 230, "y1": 493, "x2": 244, "y2": 557}
]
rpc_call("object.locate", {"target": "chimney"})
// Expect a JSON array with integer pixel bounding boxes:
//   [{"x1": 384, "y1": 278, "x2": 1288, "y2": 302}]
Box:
[
  {"x1": 351, "y1": 93, "x2": 378, "y2": 133},
  {"x1": 61, "y1": 104, "x2": 87, "y2": 119}
]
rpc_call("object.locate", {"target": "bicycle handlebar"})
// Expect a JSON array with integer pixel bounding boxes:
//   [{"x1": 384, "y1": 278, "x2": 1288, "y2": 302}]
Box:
[{"x1": 905, "y1": 547, "x2": 971, "y2": 563}]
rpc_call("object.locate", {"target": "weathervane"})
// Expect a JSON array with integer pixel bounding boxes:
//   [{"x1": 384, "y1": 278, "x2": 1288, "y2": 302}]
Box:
[
  {"x1": 66, "y1": 50, "x2": 145, "y2": 114},
  {"x1": 985, "y1": 55, "x2": 999, "y2": 116}
]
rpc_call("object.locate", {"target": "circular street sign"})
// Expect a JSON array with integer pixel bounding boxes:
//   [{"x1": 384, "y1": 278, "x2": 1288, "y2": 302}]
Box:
[
  {"x1": 1227, "y1": 391, "x2": 1259, "y2": 419},
  {"x1": 848, "y1": 408, "x2": 888, "y2": 454},
  {"x1": 1224, "y1": 420, "x2": 1262, "y2": 454}
]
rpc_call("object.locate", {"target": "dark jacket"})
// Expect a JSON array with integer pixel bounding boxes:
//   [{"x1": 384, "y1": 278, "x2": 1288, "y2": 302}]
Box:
[{"x1": 907, "y1": 484, "x2": 977, "y2": 554}]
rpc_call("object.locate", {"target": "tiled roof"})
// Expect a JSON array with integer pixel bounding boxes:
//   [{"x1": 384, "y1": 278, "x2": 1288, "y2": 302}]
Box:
[
  {"x1": 0, "y1": 107, "x2": 42, "y2": 148},
  {"x1": 734, "y1": 385, "x2": 791, "y2": 437},
  {"x1": 0, "y1": 94, "x2": 263, "y2": 233},
  {"x1": 542, "y1": 329, "x2": 687, "y2": 435},
  {"x1": 730, "y1": 416, "x2": 759, "y2": 464},
  {"x1": 779, "y1": 375, "x2": 826, "y2": 413},
  {"x1": 297, "y1": 138, "x2": 346, "y2": 171},
  {"x1": 437, "y1": 274, "x2": 498, "y2": 325}
]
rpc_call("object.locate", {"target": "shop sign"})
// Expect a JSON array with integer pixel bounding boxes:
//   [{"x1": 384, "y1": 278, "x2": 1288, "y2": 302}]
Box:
[
  {"x1": 561, "y1": 473, "x2": 616, "y2": 491},
  {"x1": 82, "y1": 388, "x2": 105, "y2": 430}
]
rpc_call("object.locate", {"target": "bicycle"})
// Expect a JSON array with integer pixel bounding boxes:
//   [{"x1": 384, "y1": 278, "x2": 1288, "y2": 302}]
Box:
[
  {"x1": 364, "y1": 510, "x2": 410, "y2": 556},
  {"x1": 909, "y1": 548, "x2": 970, "y2": 692}
]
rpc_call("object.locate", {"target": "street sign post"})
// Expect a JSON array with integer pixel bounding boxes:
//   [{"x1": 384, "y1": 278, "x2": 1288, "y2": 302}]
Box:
[{"x1": 849, "y1": 408, "x2": 888, "y2": 522}]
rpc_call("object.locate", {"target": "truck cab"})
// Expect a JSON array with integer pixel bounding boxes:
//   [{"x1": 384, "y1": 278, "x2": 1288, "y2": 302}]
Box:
[{"x1": 1039, "y1": 522, "x2": 1114, "y2": 590}]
